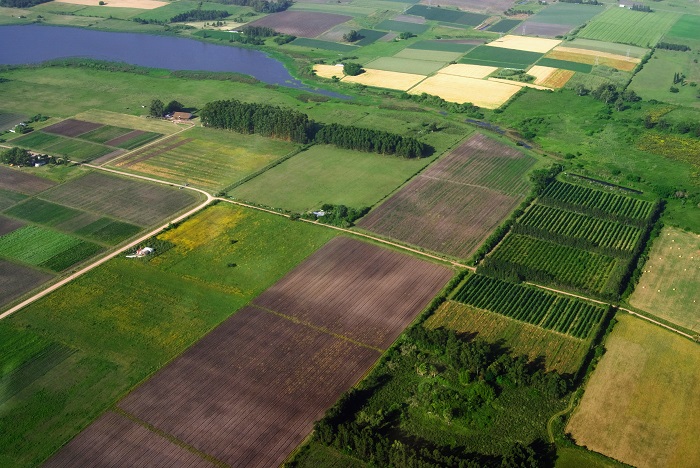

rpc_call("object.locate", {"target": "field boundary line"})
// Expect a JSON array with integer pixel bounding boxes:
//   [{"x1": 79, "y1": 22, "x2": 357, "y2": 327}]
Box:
[
  {"x1": 420, "y1": 174, "x2": 526, "y2": 197},
  {"x1": 250, "y1": 304, "x2": 384, "y2": 353},
  {"x1": 218, "y1": 198, "x2": 473, "y2": 269},
  {"x1": 524, "y1": 283, "x2": 609, "y2": 305},
  {"x1": 112, "y1": 407, "x2": 230, "y2": 468},
  {"x1": 618, "y1": 306, "x2": 695, "y2": 340},
  {"x1": 0, "y1": 167, "x2": 212, "y2": 320}
]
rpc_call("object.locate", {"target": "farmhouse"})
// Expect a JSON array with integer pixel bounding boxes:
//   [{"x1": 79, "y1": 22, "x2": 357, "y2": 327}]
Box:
[{"x1": 171, "y1": 112, "x2": 192, "y2": 121}]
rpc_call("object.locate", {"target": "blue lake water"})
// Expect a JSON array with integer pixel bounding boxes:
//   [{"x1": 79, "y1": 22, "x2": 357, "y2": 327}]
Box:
[{"x1": 0, "y1": 25, "x2": 346, "y2": 98}]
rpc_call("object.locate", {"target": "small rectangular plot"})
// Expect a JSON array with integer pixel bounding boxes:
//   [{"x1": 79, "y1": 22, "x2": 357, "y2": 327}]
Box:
[
  {"x1": 0, "y1": 260, "x2": 53, "y2": 307},
  {"x1": 42, "y1": 119, "x2": 103, "y2": 137}
]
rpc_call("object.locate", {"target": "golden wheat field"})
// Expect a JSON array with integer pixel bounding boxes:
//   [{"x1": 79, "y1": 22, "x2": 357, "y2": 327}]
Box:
[
  {"x1": 343, "y1": 68, "x2": 426, "y2": 91},
  {"x1": 486, "y1": 34, "x2": 561, "y2": 53},
  {"x1": 488, "y1": 77, "x2": 552, "y2": 90},
  {"x1": 548, "y1": 47, "x2": 639, "y2": 71},
  {"x1": 541, "y1": 68, "x2": 575, "y2": 88},
  {"x1": 436, "y1": 63, "x2": 498, "y2": 79},
  {"x1": 313, "y1": 64, "x2": 345, "y2": 79},
  {"x1": 408, "y1": 74, "x2": 520, "y2": 108}
]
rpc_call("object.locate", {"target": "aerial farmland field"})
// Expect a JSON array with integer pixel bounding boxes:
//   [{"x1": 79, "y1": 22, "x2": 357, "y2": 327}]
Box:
[
  {"x1": 577, "y1": 8, "x2": 682, "y2": 47},
  {"x1": 0, "y1": 260, "x2": 53, "y2": 308},
  {"x1": 247, "y1": 11, "x2": 351, "y2": 37},
  {"x1": 358, "y1": 134, "x2": 535, "y2": 258},
  {"x1": 110, "y1": 127, "x2": 296, "y2": 191},
  {"x1": 0, "y1": 166, "x2": 56, "y2": 194},
  {"x1": 567, "y1": 314, "x2": 700, "y2": 468},
  {"x1": 40, "y1": 172, "x2": 199, "y2": 226},
  {"x1": 229, "y1": 144, "x2": 432, "y2": 212}
]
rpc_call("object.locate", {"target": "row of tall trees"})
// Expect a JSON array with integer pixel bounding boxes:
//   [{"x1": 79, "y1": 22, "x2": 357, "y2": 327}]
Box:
[
  {"x1": 170, "y1": 9, "x2": 230, "y2": 22},
  {"x1": 212, "y1": 0, "x2": 292, "y2": 13},
  {"x1": 200, "y1": 99, "x2": 434, "y2": 157}
]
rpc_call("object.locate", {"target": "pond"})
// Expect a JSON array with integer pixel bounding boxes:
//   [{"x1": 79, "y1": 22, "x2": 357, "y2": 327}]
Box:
[{"x1": 0, "y1": 24, "x2": 346, "y2": 98}]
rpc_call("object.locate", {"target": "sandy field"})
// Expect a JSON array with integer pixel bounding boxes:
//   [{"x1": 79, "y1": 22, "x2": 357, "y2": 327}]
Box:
[
  {"x1": 527, "y1": 65, "x2": 557, "y2": 84},
  {"x1": 488, "y1": 77, "x2": 552, "y2": 90},
  {"x1": 408, "y1": 74, "x2": 520, "y2": 108},
  {"x1": 313, "y1": 64, "x2": 346, "y2": 79},
  {"x1": 548, "y1": 46, "x2": 639, "y2": 71},
  {"x1": 487, "y1": 34, "x2": 561, "y2": 53},
  {"x1": 343, "y1": 68, "x2": 426, "y2": 91},
  {"x1": 54, "y1": 0, "x2": 166, "y2": 8},
  {"x1": 437, "y1": 63, "x2": 497, "y2": 78}
]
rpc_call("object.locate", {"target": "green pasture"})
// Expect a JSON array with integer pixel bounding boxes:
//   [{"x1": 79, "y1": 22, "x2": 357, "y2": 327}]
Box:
[
  {"x1": 29, "y1": 2, "x2": 86, "y2": 14},
  {"x1": 0, "y1": 189, "x2": 27, "y2": 211},
  {"x1": 110, "y1": 126, "x2": 296, "y2": 192},
  {"x1": 563, "y1": 66, "x2": 631, "y2": 90},
  {"x1": 73, "y1": 6, "x2": 145, "y2": 20},
  {"x1": 355, "y1": 29, "x2": 388, "y2": 46},
  {"x1": 577, "y1": 8, "x2": 682, "y2": 47},
  {"x1": 290, "y1": 37, "x2": 358, "y2": 52},
  {"x1": 135, "y1": 1, "x2": 248, "y2": 22},
  {"x1": 393, "y1": 48, "x2": 463, "y2": 62},
  {"x1": 487, "y1": 19, "x2": 521, "y2": 33},
  {"x1": 408, "y1": 40, "x2": 476, "y2": 53},
  {"x1": 0, "y1": 203, "x2": 335, "y2": 467},
  {"x1": 665, "y1": 14, "x2": 700, "y2": 42},
  {"x1": 375, "y1": 19, "x2": 429, "y2": 34},
  {"x1": 113, "y1": 131, "x2": 161, "y2": 150},
  {"x1": 74, "y1": 218, "x2": 142, "y2": 245},
  {"x1": 528, "y1": 3, "x2": 603, "y2": 26},
  {"x1": 461, "y1": 46, "x2": 543, "y2": 69},
  {"x1": 365, "y1": 56, "x2": 445, "y2": 74},
  {"x1": 5, "y1": 199, "x2": 82, "y2": 227},
  {"x1": 0, "y1": 112, "x2": 26, "y2": 132},
  {"x1": 537, "y1": 58, "x2": 593, "y2": 73},
  {"x1": 566, "y1": 38, "x2": 648, "y2": 59},
  {"x1": 629, "y1": 49, "x2": 700, "y2": 108},
  {"x1": 406, "y1": 4, "x2": 488, "y2": 26},
  {"x1": 11, "y1": 131, "x2": 63, "y2": 150},
  {"x1": 229, "y1": 144, "x2": 433, "y2": 212},
  {"x1": 43, "y1": 137, "x2": 114, "y2": 162},
  {"x1": 289, "y1": 2, "x2": 386, "y2": 17}
]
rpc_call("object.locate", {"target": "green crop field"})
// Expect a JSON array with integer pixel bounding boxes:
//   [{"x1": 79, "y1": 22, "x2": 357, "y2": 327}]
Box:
[
  {"x1": 364, "y1": 56, "x2": 445, "y2": 74},
  {"x1": 408, "y1": 40, "x2": 476, "y2": 53},
  {"x1": 111, "y1": 126, "x2": 296, "y2": 192},
  {"x1": 78, "y1": 125, "x2": 132, "y2": 144},
  {"x1": 40, "y1": 241, "x2": 103, "y2": 271},
  {"x1": 11, "y1": 131, "x2": 63, "y2": 150},
  {"x1": 0, "y1": 225, "x2": 84, "y2": 268},
  {"x1": 528, "y1": 3, "x2": 604, "y2": 26},
  {"x1": 481, "y1": 234, "x2": 623, "y2": 296},
  {"x1": 229, "y1": 144, "x2": 432, "y2": 212},
  {"x1": 566, "y1": 38, "x2": 648, "y2": 59},
  {"x1": 0, "y1": 112, "x2": 25, "y2": 131},
  {"x1": 375, "y1": 19, "x2": 429, "y2": 34},
  {"x1": 487, "y1": 19, "x2": 521, "y2": 33},
  {"x1": 5, "y1": 199, "x2": 82, "y2": 227},
  {"x1": 426, "y1": 300, "x2": 592, "y2": 374},
  {"x1": 0, "y1": 203, "x2": 336, "y2": 467},
  {"x1": 629, "y1": 49, "x2": 700, "y2": 108},
  {"x1": 289, "y1": 38, "x2": 358, "y2": 52},
  {"x1": 112, "y1": 131, "x2": 161, "y2": 150},
  {"x1": 629, "y1": 227, "x2": 700, "y2": 332},
  {"x1": 452, "y1": 274, "x2": 608, "y2": 339},
  {"x1": 393, "y1": 48, "x2": 463, "y2": 62},
  {"x1": 461, "y1": 46, "x2": 544, "y2": 69},
  {"x1": 74, "y1": 218, "x2": 142, "y2": 245},
  {"x1": 0, "y1": 189, "x2": 28, "y2": 211},
  {"x1": 73, "y1": 6, "x2": 145, "y2": 20},
  {"x1": 43, "y1": 137, "x2": 114, "y2": 161},
  {"x1": 567, "y1": 314, "x2": 700, "y2": 468},
  {"x1": 354, "y1": 29, "x2": 387, "y2": 46},
  {"x1": 665, "y1": 14, "x2": 700, "y2": 43},
  {"x1": 577, "y1": 8, "x2": 682, "y2": 47},
  {"x1": 406, "y1": 4, "x2": 488, "y2": 26},
  {"x1": 537, "y1": 58, "x2": 593, "y2": 73}
]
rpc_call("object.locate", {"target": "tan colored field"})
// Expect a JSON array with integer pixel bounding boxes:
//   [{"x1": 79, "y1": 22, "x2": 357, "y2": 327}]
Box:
[
  {"x1": 313, "y1": 64, "x2": 345, "y2": 79},
  {"x1": 54, "y1": 0, "x2": 166, "y2": 8},
  {"x1": 486, "y1": 34, "x2": 560, "y2": 53},
  {"x1": 567, "y1": 314, "x2": 700, "y2": 468},
  {"x1": 488, "y1": 77, "x2": 552, "y2": 90},
  {"x1": 548, "y1": 46, "x2": 639, "y2": 71},
  {"x1": 408, "y1": 74, "x2": 520, "y2": 108},
  {"x1": 541, "y1": 68, "x2": 575, "y2": 88},
  {"x1": 629, "y1": 227, "x2": 700, "y2": 332},
  {"x1": 528, "y1": 65, "x2": 557, "y2": 84},
  {"x1": 425, "y1": 301, "x2": 590, "y2": 374},
  {"x1": 437, "y1": 63, "x2": 497, "y2": 79},
  {"x1": 343, "y1": 68, "x2": 426, "y2": 91}
]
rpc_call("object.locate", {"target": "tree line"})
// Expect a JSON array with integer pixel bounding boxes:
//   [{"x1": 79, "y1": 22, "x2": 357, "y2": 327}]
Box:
[
  {"x1": 0, "y1": 0, "x2": 50, "y2": 7},
  {"x1": 170, "y1": 9, "x2": 230, "y2": 22},
  {"x1": 657, "y1": 42, "x2": 691, "y2": 51},
  {"x1": 211, "y1": 0, "x2": 292, "y2": 13},
  {"x1": 200, "y1": 99, "x2": 433, "y2": 157}
]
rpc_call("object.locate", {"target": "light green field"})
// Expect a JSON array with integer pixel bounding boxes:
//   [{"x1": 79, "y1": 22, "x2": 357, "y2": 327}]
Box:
[
  {"x1": 566, "y1": 38, "x2": 648, "y2": 59},
  {"x1": 0, "y1": 203, "x2": 336, "y2": 467},
  {"x1": 629, "y1": 227, "x2": 700, "y2": 332},
  {"x1": 364, "y1": 56, "x2": 446, "y2": 75},
  {"x1": 528, "y1": 3, "x2": 604, "y2": 26},
  {"x1": 110, "y1": 126, "x2": 296, "y2": 191},
  {"x1": 665, "y1": 14, "x2": 700, "y2": 42},
  {"x1": 567, "y1": 314, "x2": 700, "y2": 468},
  {"x1": 393, "y1": 48, "x2": 463, "y2": 62},
  {"x1": 73, "y1": 6, "x2": 145, "y2": 19},
  {"x1": 629, "y1": 49, "x2": 700, "y2": 108},
  {"x1": 230, "y1": 144, "x2": 433, "y2": 212},
  {"x1": 577, "y1": 8, "x2": 682, "y2": 47}
]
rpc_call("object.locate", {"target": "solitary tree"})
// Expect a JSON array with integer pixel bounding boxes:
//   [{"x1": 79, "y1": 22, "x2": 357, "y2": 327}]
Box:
[
  {"x1": 149, "y1": 99, "x2": 165, "y2": 118},
  {"x1": 342, "y1": 30, "x2": 362, "y2": 42},
  {"x1": 165, "y1": 100, "x2": 184, "y2": 114}
]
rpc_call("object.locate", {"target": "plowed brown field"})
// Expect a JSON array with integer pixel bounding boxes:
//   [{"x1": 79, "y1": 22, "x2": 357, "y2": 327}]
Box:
[
  {"x1": 358, "y1": 134, "x2": 534, "y2": 258},
  {"x1": 247, "y1": 11, "x2": 351, "y2": 37},
  {"x1": 42, "y1": 119, "x2": 102, "y2": 137},
  {"x1": 0, "y1": 166, "x2": 56, "y2": 195}
]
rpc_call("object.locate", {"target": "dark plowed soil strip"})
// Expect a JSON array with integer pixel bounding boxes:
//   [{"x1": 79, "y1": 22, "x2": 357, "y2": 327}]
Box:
[
  {"x1": 44, "y1": 411, "x2": 216, "y2": 468},
  {"x1": 42, "y1": 119, "x2": 103, "y2": 137},
  {"x1": 0, "y1": 166, "x2": 56, "y2": 195},
  {"x1": 0, "y1": 215, "x2": 25, "y2": 236},
  {"x1": 118, "y1": 307, "x2": 380, "y2": 468},
  {"x1": 0, "y1": 260, "x2": 53, "y2": 307},
  {"x1": 104, "y1": 130, "x2": 146, "y2": 147},
  {"x1": 120, "y1": 137, "x2": 193, "y2": 168},
  {"x1": 253, "y1": 237, "x2": 453, "y2": 350},
  {"x1": 247, "y1": 11, "x2": 351, "y2": 38}
]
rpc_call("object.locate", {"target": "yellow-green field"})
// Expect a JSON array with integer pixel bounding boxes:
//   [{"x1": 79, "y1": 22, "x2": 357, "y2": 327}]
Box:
[
  {"x1": 425, "y1": 301, "x2": 590, "y2": 375},
  {"x1": 567, "y1": 314, "x2": 700, "y2": 468},
  {"x1": 629, "y1": 227, "x2": 699, "y2": 332}
]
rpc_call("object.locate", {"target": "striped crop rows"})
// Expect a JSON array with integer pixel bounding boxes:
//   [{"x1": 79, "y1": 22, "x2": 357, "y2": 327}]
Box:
[
  {"x1": 541, "y1": 180, "x2": 654, "y2": 221},
  {"x1": 453, "y1": 275, "x2": 607, "y2": 339},
  {"x1": 517, "y1": 204, "x2": 643, "y2": 252}
]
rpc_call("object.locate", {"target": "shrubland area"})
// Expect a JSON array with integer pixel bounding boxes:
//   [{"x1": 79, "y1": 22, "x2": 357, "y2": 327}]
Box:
[{"x1": 0, "y1": 0, "x2": 699, "y2": 467}]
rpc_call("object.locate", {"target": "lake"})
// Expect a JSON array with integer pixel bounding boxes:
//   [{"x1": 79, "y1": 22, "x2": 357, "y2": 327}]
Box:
[{"x1": 0, "y1": 24, "x2": 345, "y2": 97}]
